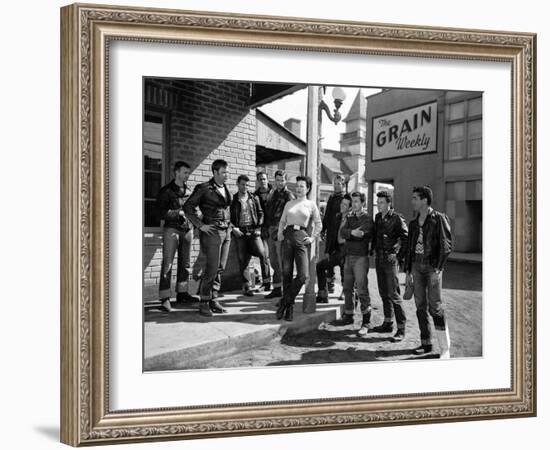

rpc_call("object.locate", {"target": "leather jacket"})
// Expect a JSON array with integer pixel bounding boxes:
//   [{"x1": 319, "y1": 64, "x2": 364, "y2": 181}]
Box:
[
  {"x1": 404, "y1": 208, "x2": 453, "y2": 272},
  {"x1": 373, "y1": 209, "x2": 408, "y2": 261},
  {"x1": 322, "y1": 191, "x2": 344, "y2": 254},
  {"x1": 230, "y1": 191, "x2": 264, "y2": 229},
  {"x1": 183, "y1": 177, "x2": 232, "y2": 229},
  {"x1": 156, "y1": 179, "x2": 191, "y2": 231},
  {"x1": 264, "y1": 187, "x2": 295, "y2": 228},
  {"x1": 339, "y1": 209, "x2": 374, "y2": 257}
]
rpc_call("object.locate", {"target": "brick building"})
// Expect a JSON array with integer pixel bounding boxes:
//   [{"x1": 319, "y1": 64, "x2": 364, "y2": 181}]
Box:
[{"x1": 143, "y1": 79, "x2": 303, "y2": 302}]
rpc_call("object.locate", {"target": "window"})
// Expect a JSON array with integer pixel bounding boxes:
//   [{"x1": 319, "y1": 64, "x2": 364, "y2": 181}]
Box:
[
  {"x1": 445, "y1": 96, "x2": 482, "y2": 160},
  {"x1": 144, "y1": 113, "x2": 166, "y2": 228}
]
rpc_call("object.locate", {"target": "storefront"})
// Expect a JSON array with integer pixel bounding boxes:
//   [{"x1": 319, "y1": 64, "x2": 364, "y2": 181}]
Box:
[{"x1": 365, "y1": 88, "x2": 482, "y2": 253}]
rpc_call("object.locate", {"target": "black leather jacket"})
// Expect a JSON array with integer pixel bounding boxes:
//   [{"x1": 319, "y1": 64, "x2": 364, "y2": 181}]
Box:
[
  {"x1": 404, "y1": 208, "x2": 453, "y2": 272},
  {"x1": 156, "y1": 179, "x2": 192, "y2": 231},
  {"x1": 322, "y1": 191, "x2": 344, "y2": 254},
  {"x1": 183, "y1": 178, "x2": 232, "y2": 229},
  {"x1": 373, "y1": 209, "x2": 408, "y2": 261},
  {"x1": 264, "y1": 187, "x2": 295, "y2": 227},
  {"x1": 230, "y1": 191, "x2": 264, "y2": 229}
]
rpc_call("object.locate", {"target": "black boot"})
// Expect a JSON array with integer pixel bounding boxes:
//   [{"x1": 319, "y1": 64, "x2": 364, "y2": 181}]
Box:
[
  {"x1": 276, "y1": 299, "x2": 287, "y2": 320},
  {"x1": 413, "y1": 344, "x2": 433, "y2": 355},
  {"x1": 198, "y1": 301, "x2": 212, "y2": 317},
  {"x1": 176, "y1": 292, "x2": 199, "y2": 304},
  {"x1": 265, "y1": 287, "x2": 282, "y2": 299},
  {"x1": 209, "y1": 299, "x2": 227, "y2": 313},
  {"x1": 392, "y1": 328, "x2": 406, "y2": 342},
  {"x1": 371, "y1": 321, "x2": 394, "y2": 333},
  {"x1": 283, "y1": 303, "x2": 294, "y2": 321}
]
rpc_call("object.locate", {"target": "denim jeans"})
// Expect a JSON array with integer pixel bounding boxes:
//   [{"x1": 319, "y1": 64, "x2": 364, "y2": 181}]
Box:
[
  {"x1": 281, "y1": 228, "x2": 310, "y2": 305},
  {"x1": 375, "y1": 252, "x2": 406, "y2": 329},
  {"x1": 267, "y1": 225, "x2": 283, "y2": 288},
  {"x1": 235, "y1": 231, "x2": 270, "y2": 290},
  {"x1": 343, "y1": 255, "x2": 371, "y2": 315},
  {"x1": 159, "y1": 227, "x2": 192, "y2": 299},
  {"x1": 316, "y1": 245, "x2": 345, "y2": 295},
  {"x1": 411, "y1": 256, "x2": 446, "y2": 345},
  {"x1": 198, "y1": 227, "x2": 231, "y2": 301}
]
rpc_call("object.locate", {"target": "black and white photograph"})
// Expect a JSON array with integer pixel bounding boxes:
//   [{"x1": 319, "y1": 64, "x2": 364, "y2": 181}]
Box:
[{"x1": 142, "y1": 79, "x2": 483, "y2": 371}]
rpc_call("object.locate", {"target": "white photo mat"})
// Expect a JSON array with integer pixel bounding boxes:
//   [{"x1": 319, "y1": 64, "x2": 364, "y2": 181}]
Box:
[{"x1": 109, "y1": 41, "x2": 510, "y2": 411}]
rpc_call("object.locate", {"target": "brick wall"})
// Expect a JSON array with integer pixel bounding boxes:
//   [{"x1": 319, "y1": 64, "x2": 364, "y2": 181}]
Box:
[{"x1": 143, "y1": 79, "x2": 257, "y2": 302}]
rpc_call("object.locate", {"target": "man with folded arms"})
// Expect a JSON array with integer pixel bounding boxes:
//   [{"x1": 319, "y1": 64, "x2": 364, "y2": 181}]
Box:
[
  {"x1": 230, "y1": 175, "x2": 270, "y2": 297},
  {"x1": 183, "y1": 159, "x2": 232, "y2": 317},
  {"x1": 338, "y1": 192, "x2": 375, "y2": 335}
]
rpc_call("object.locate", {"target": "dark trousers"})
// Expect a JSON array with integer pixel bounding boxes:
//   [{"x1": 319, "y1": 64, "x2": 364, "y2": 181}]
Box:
[
  {"x1": 343, "y1": 255, "x2": 371, "y2": 315},
  {"x1": 316, "y1": 245, "x2": 345, "y2": 295},
  {"x1": 159, "y1": 227, "x2": 192, "y2": 299},
  {"x1": 199, "y1": 227, "x2": 231, "y2": 301},
  {"x1": 235, "y1": 231, "x2": 270, "y2": 290},
  {"x1": 375, "y1": 253, "x2": 406, "y2": 329},
  {"x1": 411, "y1": 256, "x2": 446, "y2": 345},
  {"x1": 267, "y1": 225, "x2": 283, "y2": 288},
  {"x1": 281, "y1": 228, "x2": 310, "y2": 305}
]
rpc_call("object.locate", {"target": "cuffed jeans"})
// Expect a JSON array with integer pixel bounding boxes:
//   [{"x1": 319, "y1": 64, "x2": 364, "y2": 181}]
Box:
[
  {"x1": 375, "y1": 252, "x2": 406, "y2": 330},
  {"x1": 199, "y1": 227, "x2": 231, "y2": 301},
  {"x1": 316, "y1": 245, "x2": 345, "y2": 295},
  {"x1": 235, "y1": 230, "x2": 270, "y2": 290},
  {"x1": 267, "y1": 225, "x2": 283, "y2": 288},
  {"x1": 343, "y1": 255, "x2": 371, "y2": 315},
  {"x1": 411, "y1": 256, "x2": 446, "y2": 345},
  {"x1": 159, "y1": 227, "x2": 192, "y2": 299},
  {"x1": 281, "y1": 228, "x2": 310, "y2": 305}
]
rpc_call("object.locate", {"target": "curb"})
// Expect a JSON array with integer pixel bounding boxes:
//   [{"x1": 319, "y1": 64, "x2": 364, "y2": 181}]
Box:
[{"x1": 144, "y1": 306, "x2": 342, "y2": 371}]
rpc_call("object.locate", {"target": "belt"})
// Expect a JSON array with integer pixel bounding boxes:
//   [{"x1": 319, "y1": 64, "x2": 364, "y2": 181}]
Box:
[
  {"x1": 203, "y1": 218, "x2": 230, "y2": 229},
  {"x1": 285, "y1": 225, "x2": 307, "y2": 231}
]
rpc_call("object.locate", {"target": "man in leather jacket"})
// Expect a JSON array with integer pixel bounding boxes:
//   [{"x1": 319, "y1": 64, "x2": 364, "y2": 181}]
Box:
[
  {"x1": 183, "y1": 159, "x2": 233, "y2": 317},
  {"x1": 321, "y1": 174, "x2": 346, "y2": 294},
  {"x1": 253, "y1": 171, "x2": 274, "y2": 291},
  {"x1": 156, "y1": 161, "x2": 199, "y2": 313},
  {"x1": 404, "y1": 186, "x2": 453, "y2": 358},
  {"x1": 263, "y1": 170, "x2": 295, "y2": 300},
  {"x1": 370, "y1": 190, "x2": 408, "y2": 341},
  {"x1": 230, "y1": 175, "x2": 270, "y2": 296}
]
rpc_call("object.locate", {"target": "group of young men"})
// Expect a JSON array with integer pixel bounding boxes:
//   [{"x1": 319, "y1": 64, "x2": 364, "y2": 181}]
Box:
[{"x1": 155, "y1": 159, "x2": 453, "y2": 358}]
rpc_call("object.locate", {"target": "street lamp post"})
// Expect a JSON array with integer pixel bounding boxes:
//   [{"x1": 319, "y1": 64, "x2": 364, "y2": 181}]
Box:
[{"x1": 302, "y1": 86, "x2": 346, "y2": 313}]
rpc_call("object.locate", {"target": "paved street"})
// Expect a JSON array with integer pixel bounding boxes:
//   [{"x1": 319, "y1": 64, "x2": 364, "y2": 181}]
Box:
[
  {"x1": 208, "y1": 260, "x2": 483, "y2": 368},
  {"x1": 145, "y1": 260, "x2": 482, "y2": 370}
]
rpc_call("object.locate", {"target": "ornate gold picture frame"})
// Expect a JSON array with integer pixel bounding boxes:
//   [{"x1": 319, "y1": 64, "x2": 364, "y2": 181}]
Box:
[{"x1": 60, "y1": 2, "x2": 536, "y2": 446}]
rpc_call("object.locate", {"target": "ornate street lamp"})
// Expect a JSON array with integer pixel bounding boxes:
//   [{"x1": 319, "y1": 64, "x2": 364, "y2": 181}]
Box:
[{"x1": 319, "y1": 86, "x2": 347, "y2": 124}]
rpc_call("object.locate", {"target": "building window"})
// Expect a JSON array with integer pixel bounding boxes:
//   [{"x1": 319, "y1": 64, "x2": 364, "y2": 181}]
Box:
[
  {"x1": 446, "y1": 96, "x2": 482, "y2": 160},
  {"x1": 144, "y1": 113, "x2": 167, "y2": 228}
]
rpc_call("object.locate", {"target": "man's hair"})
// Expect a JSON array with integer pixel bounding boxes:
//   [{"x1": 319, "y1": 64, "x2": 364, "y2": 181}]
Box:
[
  {"x1": 413, "y1": 185, "x2": 433, "y2": 206},
  {"x1": 296, "y1": 175, "x2": 313, "y2": 195},
  {"x1": 256, "y1": 171, "x2": 267, "y2": 180},
  {"x1": 376, "y1": 190, "x2": 393, "y2": 206},
  {"x1": 342, "y1": 193, "x2": 352, "y2": 204},
  {"x1": 274, "y1": 170, "x2": 286, "y2": 179},
  {"x1": 333, "y1": 174, "x2": 346, "y2": 182},
  {"x1": 211, "y1": 159, "x2": 228, "y2": 173},
  {"x1": 351, "y1": 191, "x2": 366, "y2": 204},
  {"x1": 174, "y1": 161, "x2": 190, "y2": 172},
  {"x1": 237, "y1": 174, "x2": 250, "y2": 184}
]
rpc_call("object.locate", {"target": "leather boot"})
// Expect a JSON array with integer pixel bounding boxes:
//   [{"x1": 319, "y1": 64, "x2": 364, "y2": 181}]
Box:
[
  {"x1": 209, "y1": 299, "x2": 227, "y2": 313},
  {"x1": 276, "y1": 298, "x2": 287, "y2": 320},
  {"x1": 371, "y1": 321, "x2": 393, "y2": 333},
  {"x1": 265, "y1": 287, "x2": 282, "y2": 299},
  {"x1": 199, "y1": 301, "x2": 212, "y2": 317},
  {"x1": 283, "y1": 303, "x2": 294, "y2": 321}
]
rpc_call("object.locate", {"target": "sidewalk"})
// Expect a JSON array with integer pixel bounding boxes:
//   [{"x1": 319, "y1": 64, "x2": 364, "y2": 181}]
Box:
[{"x1": 144, "y1": 291, "x2": 343, "y2": 371}]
